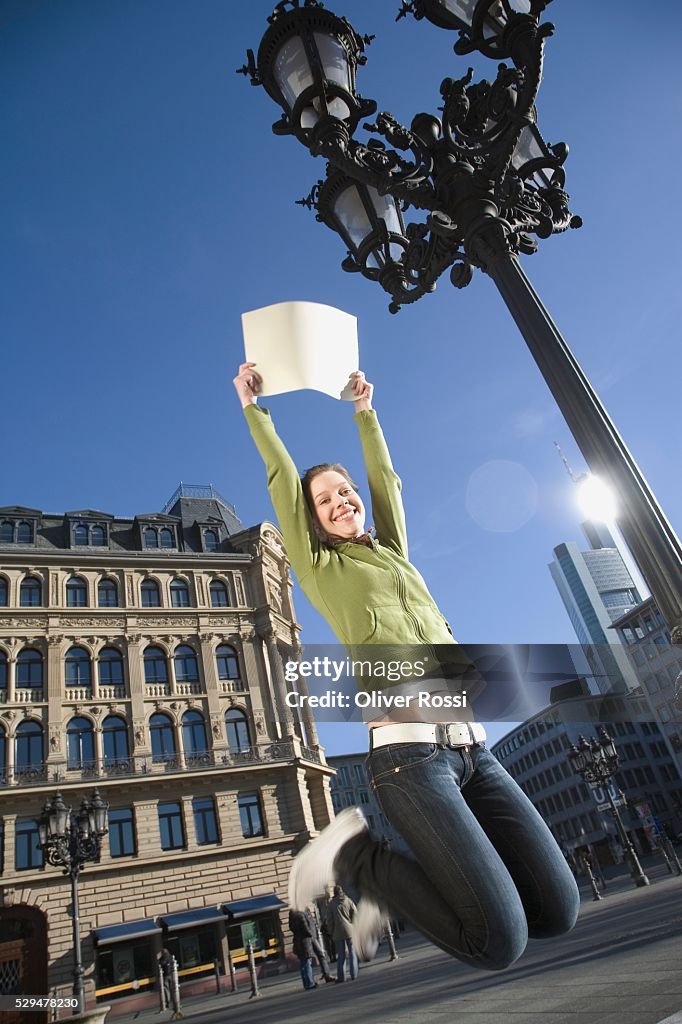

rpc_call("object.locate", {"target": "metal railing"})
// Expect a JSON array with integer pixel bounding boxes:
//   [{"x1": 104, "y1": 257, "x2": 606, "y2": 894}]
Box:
[
  {"x1": 161, "y1": 483, "x2": 238, "y2": 517},
  {"x1": 0, "y1": 740, "x2": 322, "y2": 788}
]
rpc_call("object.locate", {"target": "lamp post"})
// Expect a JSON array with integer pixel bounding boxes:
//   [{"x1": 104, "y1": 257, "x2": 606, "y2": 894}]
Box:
[
  {"x1": 567, "y1": 727, "x2": 649, "y2": 888},
  {"x1": 239, "y1": 0, "x2": 682, "y2": 639},
  {"x1": 38, "y1": 790, "x2": 109, "y2": 1014}
]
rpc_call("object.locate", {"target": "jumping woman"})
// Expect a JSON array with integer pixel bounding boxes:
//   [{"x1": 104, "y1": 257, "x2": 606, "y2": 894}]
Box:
[{"x1": 234, "y1": 361, "x2": 579, "y2": 971}]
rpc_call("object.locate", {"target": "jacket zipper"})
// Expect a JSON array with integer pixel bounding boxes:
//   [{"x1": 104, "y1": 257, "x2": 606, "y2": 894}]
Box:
[{"x1": 376, "y1": 545, "x2": 431, "y2": 644}]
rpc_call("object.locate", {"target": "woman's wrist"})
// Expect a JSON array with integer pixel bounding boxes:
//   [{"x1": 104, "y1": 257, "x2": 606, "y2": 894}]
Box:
[{"x1": 353, "y1": 399, "x2": 372, "y2": 413}]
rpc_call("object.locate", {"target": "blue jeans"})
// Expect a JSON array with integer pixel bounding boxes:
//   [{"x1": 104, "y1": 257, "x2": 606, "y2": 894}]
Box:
[
  {"x1": 299, "y1": 956, "x2": 315, "y2": 989},
  {"x1": 336, "y1": 742, "x2": 579, "y2": 971},
  {"x1": 336, "y1": 938, "x2": 358, "y2": 981}
]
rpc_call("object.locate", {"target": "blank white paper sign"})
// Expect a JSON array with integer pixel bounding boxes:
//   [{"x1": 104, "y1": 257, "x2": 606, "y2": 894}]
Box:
[{"x1": 241, "y1": 300, "x2": 359, "y2": 401}]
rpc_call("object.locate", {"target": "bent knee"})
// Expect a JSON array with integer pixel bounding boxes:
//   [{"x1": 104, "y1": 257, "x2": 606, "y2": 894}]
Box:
[
  {"x1": 528, "y1": 882, "x2": 580, "y2": 940},
  {"x1": 469, "y1": 924, "x2": 527, "y2": 972}
]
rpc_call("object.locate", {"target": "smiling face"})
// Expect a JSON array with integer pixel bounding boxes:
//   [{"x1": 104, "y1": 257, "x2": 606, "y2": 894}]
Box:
[{"x1": 308, "y1": 469, "x2": 366, "y2": 541}]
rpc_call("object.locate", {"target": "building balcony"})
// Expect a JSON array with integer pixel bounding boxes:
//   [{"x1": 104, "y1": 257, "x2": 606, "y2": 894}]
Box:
[
  {"x1": 0, "y1": 739, "x2": 322, "y2": 789},
  {"x1": 14, "y1": 687, "x2": 45, "y2": 703},
  {"x1": 218, "y1": 678, "x2": 246, "y2": 694},
  {"x1": 175, "y1": 681, "x2": 204, "y2": 696}
]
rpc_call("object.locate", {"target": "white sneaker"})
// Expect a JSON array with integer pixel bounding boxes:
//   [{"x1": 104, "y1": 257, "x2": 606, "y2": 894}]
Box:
[
  {"x1": 354, "y1": 897, "x2": 389, "y2": 962},
  {"x1": 288, "y1": 807, "x2": 368, "y2": 911}
]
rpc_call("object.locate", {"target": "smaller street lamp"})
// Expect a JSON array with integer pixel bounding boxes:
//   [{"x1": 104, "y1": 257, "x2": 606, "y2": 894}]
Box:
[
  {"x1": 568, "y1": 728, "x2": 649, "y2": 889},
  {"x1": 39, "y1": 790, "x2": 109, "y2": 1014},
  {"x1": 398, "y1": 0, "x2": 549, "y2": 62}
]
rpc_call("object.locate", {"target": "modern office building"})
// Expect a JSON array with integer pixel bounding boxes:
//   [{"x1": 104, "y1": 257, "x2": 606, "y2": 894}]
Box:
[
  {"x1": 548, "y1": 522, "x2": 642, "y2": 694},
  {"x1": 610, "y1": 597, "x2": 682, "y2": 776},
  {"x1": 326, "y1": 753, "x2": 409, "y2": 854},
  {"x1": 0, "y1": 487, "x2": 333, "y2": 1015},
  {"x1": 491, "y1": 689, "x2": 682, "y2": 863}
]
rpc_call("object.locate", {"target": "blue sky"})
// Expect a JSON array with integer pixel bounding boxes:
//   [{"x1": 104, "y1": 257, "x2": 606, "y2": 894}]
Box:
[{"x1": 3, "y1": 0, "x2": 681, "y2": 755}]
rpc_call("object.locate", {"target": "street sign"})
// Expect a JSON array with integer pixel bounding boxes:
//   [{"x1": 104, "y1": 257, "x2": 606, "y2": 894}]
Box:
[{"x1": 591, "y1": 781, "x2": 625, "y2": 811}]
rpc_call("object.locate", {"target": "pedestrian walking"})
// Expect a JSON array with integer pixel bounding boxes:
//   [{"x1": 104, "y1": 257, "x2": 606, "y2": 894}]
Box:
[
  {"x1": 306, "y1": 905, "x2": 334, "y2": 982},
  {"x1": 157, "y1": 948, "x2": 173, "y2": 1006},
  {"x1": 235, "y1": 363, "x2": 580, "y2": 972},
  {"x1": 288, "y1": 909, "x2": 318, "y2": 990},
  {"x1": 325, "y1": 885, "x2": 358, "y2": 982}
]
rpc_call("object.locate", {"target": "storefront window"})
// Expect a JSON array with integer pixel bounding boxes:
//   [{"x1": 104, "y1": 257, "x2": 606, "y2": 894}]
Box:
[
  {"x1": 166, "y1": 928, "x2": 217, "y2": 978},
  {"x1": 226, "y1": 913, "x2": 280, "y2": 964},
  {"x1": 95, "y1": 941, "x2": 154, "y2": 1000}
]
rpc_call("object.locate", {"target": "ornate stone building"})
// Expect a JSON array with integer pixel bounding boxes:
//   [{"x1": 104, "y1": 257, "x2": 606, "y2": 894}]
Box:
[{"x1": 0, "y1": 486, "x2": 333, "y2": 1015}]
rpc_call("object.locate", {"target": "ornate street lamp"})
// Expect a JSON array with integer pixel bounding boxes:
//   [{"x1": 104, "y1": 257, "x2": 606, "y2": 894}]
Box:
[
  {"x1": 239, "y1": 0, "x2": 682, "y2": 643},
  {"x1": 567, "y1": 728, "x2": 649, "y2": 888},
  {"x1": 39, "y1": 790, "x2": 109, "y2": 1014}
]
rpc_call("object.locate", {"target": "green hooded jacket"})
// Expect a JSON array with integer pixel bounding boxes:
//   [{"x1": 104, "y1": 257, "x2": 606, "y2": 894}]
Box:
[{"x1": 244, "y1": 404, "x2": 456, "y2": 666}]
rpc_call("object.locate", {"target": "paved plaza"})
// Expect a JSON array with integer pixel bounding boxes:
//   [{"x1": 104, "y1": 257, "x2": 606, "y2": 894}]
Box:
[{"x1": 110, "y1": 860, "x2": 682, "y2": 1024}]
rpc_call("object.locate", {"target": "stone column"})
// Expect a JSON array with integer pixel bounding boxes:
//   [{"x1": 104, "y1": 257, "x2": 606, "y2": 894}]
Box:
[
  {"x1": 240, "y1": 630, "x2": 272, "y2": 745},
  {"x1": 167, "y1": 639, "x2": 179, "y2": 696},
  {"x1": 5, "y1": 639, "x2": 17, "y2": 704},
  {"x1": 290, "y1": 645, "x2": 319, "y2": 750},
  {"x1": 260, "y1": 629, "x2": 295, "y2": 739},
  {"x1": 46, "y1": 635, "x2": 66, "y2": 771},
  {"x1": 199, "y1": 633, "x2": 229, "y2": 760},
  {"x1": 90, "y1": 639, "x2": 101, "y2": 701},
  {"x1": 182, "y1": 795, "x2": 197, "y2": 848},
  {"x1": 127, "y1": 635, "x2": 152, "y2": 765}
]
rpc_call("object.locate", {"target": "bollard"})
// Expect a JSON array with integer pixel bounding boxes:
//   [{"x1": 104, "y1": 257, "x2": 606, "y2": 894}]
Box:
[
  {"x1": 659, "y1": 841, "x2": 674, "y2": 874},
  {"x1": 385, "y1": 922, "x2": 399, "y2": 961},
  {"x1": 246, "y1": 941, "x2": 261, "y2": 999},
  {"x1": 170, "y1": 956, "x2": 184, "y2": 1019},
  {"x1": 580, "y1": 855, "x2": 603, "y2": 901},
  {"x1": 227, "y1": 951, "x2": 237, "y2": 993},
  {"x1": 662, "y1": 837, "x2": 682, "y2": 876},
  {"x1": 158, "y1": 964, "x2": 167, "y2": 1010}
]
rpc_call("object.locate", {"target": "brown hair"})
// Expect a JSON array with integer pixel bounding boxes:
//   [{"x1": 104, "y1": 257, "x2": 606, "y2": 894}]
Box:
[{"x1": 300, "y1": 463, "x2": 359, "y2": 545}]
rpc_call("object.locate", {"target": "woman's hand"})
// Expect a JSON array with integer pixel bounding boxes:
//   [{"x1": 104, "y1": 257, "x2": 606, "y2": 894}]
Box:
[
  {"x1": 351, "y1": 370, "x2": 373, "y2": 413},
  {"x1": 233, "y1": 362, "x2": 262, "y2": 408}
]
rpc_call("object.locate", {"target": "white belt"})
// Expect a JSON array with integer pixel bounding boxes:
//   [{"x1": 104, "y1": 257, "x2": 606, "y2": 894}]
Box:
[{"x1": 369, "y1": 721, "x2": 486, "y2": 750}]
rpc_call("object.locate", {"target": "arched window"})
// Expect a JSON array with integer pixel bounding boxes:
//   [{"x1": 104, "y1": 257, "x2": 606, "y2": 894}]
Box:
[
  {"x1": 0, "y1": 576, "x2": 8, "y2": 607},
  {"x1": 17, "y1": 649, "x2": 43, "y2": 688},
  {"x1": 150, "y1": 713, "x2": 176, "y2": 763},
  {"x1": 20, "y1": 577, "x2": 42, "y2": 607},
  {"x1": 91, "y1": 524, "x2": 106, "y2": 546},
  {"x1": 144, "y1": 646, "x2": 168, "y2": 684},
  {"x1": 160, "y1": 528, "x2": 174, "y2": 549},
  {"x1": 98, "y1": 578, "x2": 118, "y2": 608},
  {"x1": 143, "y1": 526, "x2": 158, "y2": 549},
  {"x1": 102, "y1": 715, "x2": 129, "y2": 764},
  {"x1": 0, "y1": 650, "x2": 7, "y2": 690},
  {"x1": 99, "y1": 647, "x2": 124, "y2": 687},
  {"x1": 66, "y1": 575, "x2": 88, "y2": 608},
  {"x1": 182, "y1": 710, "x2": 208, "y2": 757},
  {"x1": 175, "y1": 645, "x2": 198, "y2": 683},
  {"x1": 225, "y1": 709, "x2": 250, "y2": 753},
  {"x1": 74, "y1": 523, "x2": 89, "y2": 546},
  {"x1": 15, "y1": 721, "x2": 43, "y2": 773},
  {"x1": 0, "y1": 521, "x2": 13, "y2": 543},
  {"x1": 17, "y1": 521, "x2": 33, "y2": 544},
  {"x1": 141, "y1": 579, "x2": 160, "y2": 608},
  {"x1": 204, "y1": 530, "x2": 218, "y2": 552},
  {"x1": 65, "y1": 646, "x2": 92, "y2": 687},
  {"x1": 67, "y1": 716, "x2": 95, "y2": 770},
  {"x1": 216, "y1": 644, "x2": 240, "y2": 682},
  {"x1": 170, "y1": 578, "x2": 190, "y2": 608},
  {"x1": 210, "y1": 581, "x2": 229, "y2": 608},
  {"x1": 0, "y1": 726, "x2": 5, "y2": 783}
]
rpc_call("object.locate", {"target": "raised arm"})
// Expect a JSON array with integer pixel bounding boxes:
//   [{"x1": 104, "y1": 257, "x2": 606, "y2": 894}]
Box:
[
  {"x1": 351, "y1": 371, "x2": 408, "y2": 559},
  {"x1": 234, "y1": 363, "x2": 318, "y2": 582}
]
